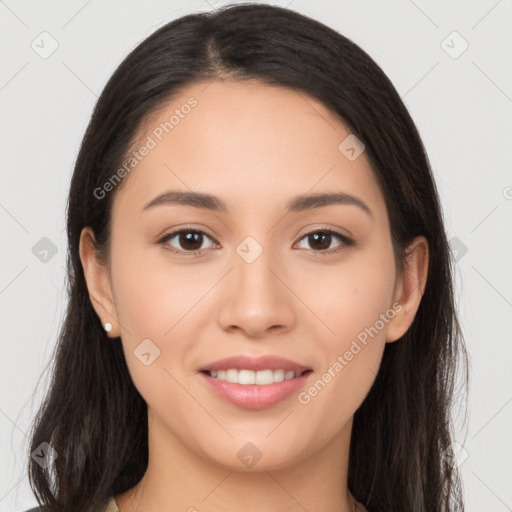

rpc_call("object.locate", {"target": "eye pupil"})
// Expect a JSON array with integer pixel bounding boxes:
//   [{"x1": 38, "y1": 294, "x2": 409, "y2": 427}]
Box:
[
  {"x1": 310, "y1": 232, "x2": 331, "y2": 251},
  {"x1": 180, "y1": 231, "x2": 202, "y2": 251}
]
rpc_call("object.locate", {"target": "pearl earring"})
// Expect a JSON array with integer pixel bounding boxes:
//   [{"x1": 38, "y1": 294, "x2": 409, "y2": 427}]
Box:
[{"x1": 103, "y1": 322, "x2": 113, "y2": 333}]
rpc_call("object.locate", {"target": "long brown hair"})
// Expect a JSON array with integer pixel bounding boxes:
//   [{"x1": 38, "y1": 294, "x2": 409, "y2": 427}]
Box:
[{"x1": 27, "y1": 3, "x2": 468, "y2": 511}]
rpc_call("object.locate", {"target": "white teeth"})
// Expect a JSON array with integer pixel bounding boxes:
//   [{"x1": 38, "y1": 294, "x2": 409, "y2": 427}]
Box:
[
  {"x1": 239, "y1": 369, "x2": 255, "y2": 385},
  {"x1": 272, "y1": 369, "x2": 285, "y2": 383},
  {"x1": 255, "y1": 369, "x2": 275, "y2": 385},
  {"x1": 226, "y1": 369, "x2": 238, "y2": 382},
  {"x1": 207, "y1": 368, "x2": 304, "y2": 385}
]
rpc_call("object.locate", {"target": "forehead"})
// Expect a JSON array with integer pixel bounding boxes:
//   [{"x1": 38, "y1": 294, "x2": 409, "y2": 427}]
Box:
[{"x1": 112, "y1": 79, "x2": 386, "y2": 219}]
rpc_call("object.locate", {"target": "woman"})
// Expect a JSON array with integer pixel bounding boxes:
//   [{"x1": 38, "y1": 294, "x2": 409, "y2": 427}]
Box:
[{"x1": 26, "y1": 3, "x2": 468, "y2": 511}]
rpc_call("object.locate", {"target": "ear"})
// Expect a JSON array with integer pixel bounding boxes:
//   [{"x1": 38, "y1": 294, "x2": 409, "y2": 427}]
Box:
[
  {"x1": 79, "y1": 226, "x2": 120, "y2": 338},
  {"x1": 386, "y1": 236, "x2": 429, "y2": 343}
]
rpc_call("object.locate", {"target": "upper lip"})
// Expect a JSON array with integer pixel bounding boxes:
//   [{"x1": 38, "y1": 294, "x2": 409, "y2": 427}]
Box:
[{"x1": 198, "y1": 355, "x2": 312, "y2": 373}]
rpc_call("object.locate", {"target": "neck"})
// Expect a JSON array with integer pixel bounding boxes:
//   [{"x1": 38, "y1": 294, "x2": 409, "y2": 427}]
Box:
[{"x1": 116, "y1": 411, "x2": 362, "y2": 512}]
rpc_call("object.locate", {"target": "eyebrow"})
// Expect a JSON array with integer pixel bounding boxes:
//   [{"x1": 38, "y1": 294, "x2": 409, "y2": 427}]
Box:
[{"x1": 141, "y1": 190, "x2": 372, "y2": 217}]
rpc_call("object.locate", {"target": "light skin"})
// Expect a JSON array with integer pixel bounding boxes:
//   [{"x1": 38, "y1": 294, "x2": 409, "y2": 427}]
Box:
[{"x1": 79, "y1": 80, "x2": 428, "y2": 512}]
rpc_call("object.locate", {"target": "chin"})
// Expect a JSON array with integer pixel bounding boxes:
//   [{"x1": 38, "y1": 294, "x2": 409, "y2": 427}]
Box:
[{"x1": 198, "y1": 437, "x2": 309, "y2": 473}]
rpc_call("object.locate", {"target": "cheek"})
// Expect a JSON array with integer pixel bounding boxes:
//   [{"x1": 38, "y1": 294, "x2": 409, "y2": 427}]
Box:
[
  {"x1": 108, "y1": 240, "x2": 214, "y2": 396},
  {"x1": 110, "y1": 239, "x2": 206, "y2": 341},
  {"x1": 295, "y1": 342, "x2": 384, "y2": 448},
  {"x1": 294, "y1": 245, "x2": 395, "y2": 409},
  {"x1": 295, "y1": 277, "x2": 391, "y2": 436},
  {"x1": 108, "y1": 248, "x2": 194, "y2": 412},
  {"x1": 304, "y1": 243, "x2": 397, "y2": 347}
]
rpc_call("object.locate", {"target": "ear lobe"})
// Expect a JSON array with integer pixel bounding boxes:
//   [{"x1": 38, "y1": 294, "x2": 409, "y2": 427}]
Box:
[
  {"x1": 385, "y1": 236, "x2": 429, "y2": 343},
  {"x1": 79, "y1": 227, "x2": 120, "y2": 338}
]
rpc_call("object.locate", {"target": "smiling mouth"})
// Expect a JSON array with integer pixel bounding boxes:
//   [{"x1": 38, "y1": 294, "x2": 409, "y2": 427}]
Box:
[{"x1": 201, "y1": 368, "x2": 312, "y2": 385}]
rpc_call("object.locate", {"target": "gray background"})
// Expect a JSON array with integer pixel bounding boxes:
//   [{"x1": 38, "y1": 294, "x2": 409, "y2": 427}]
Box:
[{"x1": 1, "y1": 0, "x2": 511, "y2": 510}]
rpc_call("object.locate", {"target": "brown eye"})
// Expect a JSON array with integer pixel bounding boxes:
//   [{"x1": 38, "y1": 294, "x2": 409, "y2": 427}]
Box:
[
  {"x1": 296, "y1": 229, "x2": 354, "y2": 255},
  {"x1": 177, "y1": 231, "x2": 203, "y2": 251},
  {"x1": 159, "y1": 229, "x2": 216, "y2": 254},
  {"x1": 306, "y1": 232, "x2": 332, "y2": 251}
]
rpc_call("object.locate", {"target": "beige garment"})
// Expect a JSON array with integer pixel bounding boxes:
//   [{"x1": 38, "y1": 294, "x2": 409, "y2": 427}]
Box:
[
  {"x1": 104, "y1": 496, "x2": 120, "y2": 512},
  {"x1": 102, "y1": 495, "x2": 368, "y2": 512}
]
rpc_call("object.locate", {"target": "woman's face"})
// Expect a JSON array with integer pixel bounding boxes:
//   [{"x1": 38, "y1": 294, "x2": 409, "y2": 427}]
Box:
[{"x1": 83, "y1": 80, "x2": 424, "y2": 471}]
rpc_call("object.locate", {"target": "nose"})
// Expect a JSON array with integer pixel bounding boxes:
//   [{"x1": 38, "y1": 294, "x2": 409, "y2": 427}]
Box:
[{"x1": 216, "y1": 240, "x2": 296, "y2": 338}]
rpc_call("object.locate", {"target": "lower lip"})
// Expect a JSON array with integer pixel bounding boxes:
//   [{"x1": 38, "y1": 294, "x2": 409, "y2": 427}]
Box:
[{"x1": 199, "y1": 371, "x2": 312, "y2": 409}]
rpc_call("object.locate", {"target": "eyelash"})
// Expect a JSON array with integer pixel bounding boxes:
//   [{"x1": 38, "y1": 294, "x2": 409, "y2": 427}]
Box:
[{"x1": 157, "y1": 225, "x2": 355, "y2": 257}]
